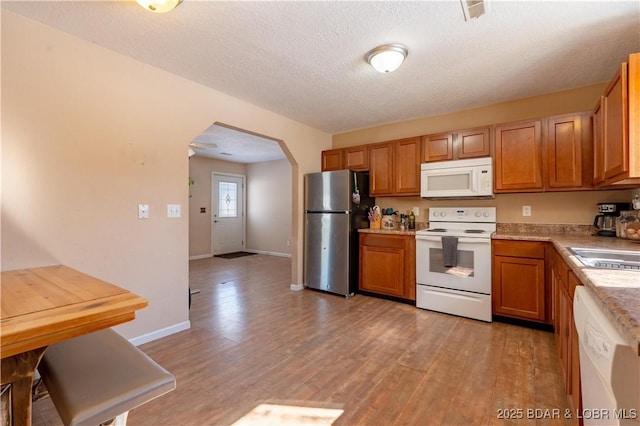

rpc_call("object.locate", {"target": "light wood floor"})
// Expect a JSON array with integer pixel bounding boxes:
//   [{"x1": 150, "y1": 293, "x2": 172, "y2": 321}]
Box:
[{"x1": 33, "y1": 254, "x2": 573, "y2": 426}]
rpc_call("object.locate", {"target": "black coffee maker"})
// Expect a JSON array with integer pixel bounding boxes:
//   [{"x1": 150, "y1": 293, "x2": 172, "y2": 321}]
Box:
[{"x1": 594, "y1": 202, "x2": 631, "y2": 236}]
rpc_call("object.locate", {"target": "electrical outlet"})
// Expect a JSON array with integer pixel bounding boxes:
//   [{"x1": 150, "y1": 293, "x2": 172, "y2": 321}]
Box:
[
  {"x1": 522, "y1": 205, "x2": 532, "y2": 217},
  {"x1": 412, "y1": 207, "x2": 420, "y2": 216},
  {"x1": 286, "y1": 240, "x2": 290, "y2": 247}
]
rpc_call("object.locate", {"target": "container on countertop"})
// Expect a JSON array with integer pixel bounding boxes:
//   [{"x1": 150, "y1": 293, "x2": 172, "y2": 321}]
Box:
[{"x1": 617, "y1": 211, "x2": 640, "y2": 241}]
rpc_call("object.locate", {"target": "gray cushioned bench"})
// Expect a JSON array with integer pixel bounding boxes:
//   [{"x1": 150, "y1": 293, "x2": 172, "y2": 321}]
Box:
[{"x1": 37, "y1": 328, "x2": 176, "y2": 426}]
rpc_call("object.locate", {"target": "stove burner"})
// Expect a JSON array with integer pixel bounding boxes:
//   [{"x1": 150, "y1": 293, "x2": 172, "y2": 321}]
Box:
[
  {"x1": 427, "y1": 228, "x2": 447, "y2": 232},
  {"x1": 464, "y1": 229, "x2": 485, "y2": 234}
]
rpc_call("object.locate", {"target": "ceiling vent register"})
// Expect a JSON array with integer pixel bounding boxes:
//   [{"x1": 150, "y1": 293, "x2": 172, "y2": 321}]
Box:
[{"x1": 461, "y1": 0, "x2": 488, "y2": 21}]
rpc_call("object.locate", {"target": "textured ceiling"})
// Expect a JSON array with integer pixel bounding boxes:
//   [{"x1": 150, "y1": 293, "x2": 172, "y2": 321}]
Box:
[
  {"x1": 3, "y1": 1, "x2": 640, "y2": 162},
  {"x1": 189, "y1": 124, "x2": 285, "y2": 163}
]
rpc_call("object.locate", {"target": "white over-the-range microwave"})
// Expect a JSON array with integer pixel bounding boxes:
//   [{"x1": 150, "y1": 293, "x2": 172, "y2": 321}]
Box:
[{"x1": 420, "y1": 157, "x2": 493, "y2": 198}]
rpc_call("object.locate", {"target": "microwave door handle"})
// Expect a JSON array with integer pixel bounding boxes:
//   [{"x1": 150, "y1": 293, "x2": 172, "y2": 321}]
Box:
[{"x1": 469, "y1": 169, "x2": 477, "y2": 193}]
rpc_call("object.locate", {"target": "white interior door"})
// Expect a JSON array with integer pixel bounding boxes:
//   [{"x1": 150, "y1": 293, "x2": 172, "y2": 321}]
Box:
[{"x1": 211, "y1": 173, "x2": 245, "y2": 255}]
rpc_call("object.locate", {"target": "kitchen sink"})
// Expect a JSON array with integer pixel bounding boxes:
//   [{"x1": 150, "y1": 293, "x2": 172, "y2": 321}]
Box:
[{"x1": 567, "y1": 247, "x2": 640, "y2": 272}]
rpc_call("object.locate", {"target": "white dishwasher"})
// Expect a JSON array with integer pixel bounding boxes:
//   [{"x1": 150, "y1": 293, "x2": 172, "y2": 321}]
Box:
[{"x1": 573, "y1": 286, "x2": 639, "y2": 425}]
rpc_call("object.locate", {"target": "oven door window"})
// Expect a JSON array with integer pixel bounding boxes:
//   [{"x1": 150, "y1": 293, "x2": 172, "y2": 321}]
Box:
[
  {"x1": 428, "y1": 247, "x2": 474, "y2": 277},
  {"x1": 421, "y1": 168, "x2": 479, "y2": 197},
  {"x1": 416, "y1": 237, "x2": 492, "y2": 294}
]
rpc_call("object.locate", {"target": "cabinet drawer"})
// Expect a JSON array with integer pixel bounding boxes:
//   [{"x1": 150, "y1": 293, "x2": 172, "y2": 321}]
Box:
[
  {"x1": 360, "y1": 233, "x2": 405, "y2": 249},
  {"x1": 492, "y1": 240, "x2": 545, "y2": 259}
]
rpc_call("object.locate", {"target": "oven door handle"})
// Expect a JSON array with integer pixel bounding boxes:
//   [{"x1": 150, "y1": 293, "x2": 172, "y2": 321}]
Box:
[{"x1": 415, "y1": 235, "x2": 491, "y2": 245}]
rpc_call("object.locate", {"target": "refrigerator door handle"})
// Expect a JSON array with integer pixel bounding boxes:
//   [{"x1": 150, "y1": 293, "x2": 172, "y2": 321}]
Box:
[{"x1": 305, "y1": 210, "x2": 350, "y2": 214}]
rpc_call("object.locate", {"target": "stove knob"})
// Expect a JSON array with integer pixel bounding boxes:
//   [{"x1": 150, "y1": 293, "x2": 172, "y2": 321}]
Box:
[
  {"x1": 433, "y1": 212, "x2": 439, "y2": 217},
  {"x1": 475, "y1": 212, "x2": 481, "y2": 217},
  {"x1": 441, "y1": 212, "x2": 447, "y2": 217},
  {"x1": 483, "y1": 212, "x2": 490, "y2": 217}
]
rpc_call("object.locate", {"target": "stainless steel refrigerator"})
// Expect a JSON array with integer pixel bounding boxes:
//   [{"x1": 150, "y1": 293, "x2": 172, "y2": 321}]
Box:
[{"x1": 304, "y1": 170, "x2": 374, "y2": 297}]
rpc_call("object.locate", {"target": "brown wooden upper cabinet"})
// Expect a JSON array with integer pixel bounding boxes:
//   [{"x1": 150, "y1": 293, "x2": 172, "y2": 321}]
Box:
[
  {"x1": 369, "y1": 137, "x2": 421, "y2": 196},
  {"x1": 321, "y1": 149, "x2": 343, "y2": 171},
  {"x1": 421, "y1": 133, "x2": 453, "y2": 162},
  {"x1": 545, "y1": 113, "x2": 593, "y2": 190},
  {"x1": 494, "y1": 113, "x2": 593, "y2": 193},
  {"x1": 344, "y1": 145, "x2": 369, "y2": 171},
  {"x1": 457, "y1": 127, "x2": 491, "y2": 159},
  {"x1": 593, "y1": 52, "x2": 640, "y2": 186},
  {"x1": 421, "y1": 127, "x2": 490, "y2": 163},
  {"x1": 369, "y1": 142, "x2": 394, "y2": 195},
  {"x1": 593, "y1": 99, "x2": 606, "y2": 184},
  {"x1": 494, "y1": 120, "x2": 543, "y2": 192},
  {"x1": 321, "y1": 146, "x2": 369, "y2": 172},
  {"x1": 394, "y1": 137, "x2": 421, "y2": 195}
]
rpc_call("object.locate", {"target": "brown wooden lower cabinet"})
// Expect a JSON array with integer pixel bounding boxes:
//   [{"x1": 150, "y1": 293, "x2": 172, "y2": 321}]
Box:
[
  {"x1": 493, "y1": 241, "x2": 582, "y2": 417},
  {"x1": 492, "y1": 240, "x2": 547, "y2": 322},
  {"x1": 551, "y1": 246, "x2": 583, "y2": 416},
  {"x1": 359, "y1": 232, "x2": 415, "y2": 301}
]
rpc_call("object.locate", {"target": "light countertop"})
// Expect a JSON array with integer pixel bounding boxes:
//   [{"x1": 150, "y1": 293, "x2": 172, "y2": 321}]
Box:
[
  {"x1": 358, "y1": 228, "x2": 417, "y2": 236},
  {"x1": 358, "y1": 222, "x2": 427, "y2": 236}
]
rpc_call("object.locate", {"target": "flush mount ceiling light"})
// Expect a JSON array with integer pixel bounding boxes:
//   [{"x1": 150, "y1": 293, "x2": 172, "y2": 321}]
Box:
[
  {"x1": 136, "y1": 0, "x2": 182, "y2": 14},
  {"x1": 366, "y1": 44, "x2": 408, "y2": 73}
]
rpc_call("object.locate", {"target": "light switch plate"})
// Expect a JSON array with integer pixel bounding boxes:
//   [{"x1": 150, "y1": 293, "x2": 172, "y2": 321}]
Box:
[
  {"x1": 412, "y1": 207, "x2": 420, "y2": 217},
  {"x1": 522, "y1": 205, "x2": 531, "y2": 217},
  {"x1": 138, "y1": 204, "x2": 149, "y2": 219},
  {"x1": 167, "y1": 204, "x2": 181, "y2": 218}
]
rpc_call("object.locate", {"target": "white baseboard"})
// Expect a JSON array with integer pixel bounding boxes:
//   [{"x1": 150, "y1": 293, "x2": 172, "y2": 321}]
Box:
[
  {"x1": 246, "y1": 249, "x2": 292, "y2": 258},
  {"x1": 129, "y1": 321, "x2": 191, "y2": 346},
  {"x1": 290, "y1": 283, "x2": 304, "y2": 291},
  {"x1": 189, "y1": 254, "x2": 213, "y2": 260}
]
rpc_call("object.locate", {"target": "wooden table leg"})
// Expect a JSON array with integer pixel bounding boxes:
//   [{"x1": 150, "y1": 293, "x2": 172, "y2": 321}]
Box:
[{"x1": 1, "y1": 347, "x2": 47, "y2": 426}]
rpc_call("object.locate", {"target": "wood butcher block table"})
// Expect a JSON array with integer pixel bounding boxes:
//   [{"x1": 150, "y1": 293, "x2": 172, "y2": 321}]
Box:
[{"x1": 0, "y1": 265, "x2": 148, "y2": 426}]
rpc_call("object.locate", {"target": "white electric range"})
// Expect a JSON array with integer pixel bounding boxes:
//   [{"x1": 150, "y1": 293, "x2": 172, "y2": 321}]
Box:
[{"x1": 415, "y1": 207, "x2": 496, "y2": 322}]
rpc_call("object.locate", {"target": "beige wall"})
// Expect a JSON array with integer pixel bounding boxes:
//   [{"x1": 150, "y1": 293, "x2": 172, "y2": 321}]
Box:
[
  {"x1": 1, "y1": 11, "x2": 331, "y2": 341},
  {"x1": 333, "y1": 84, "x2": 607, "y2": 147},
  {"x1": 188, "y1": 156, "x2": 247, "y2": 257},
  {"x1": 377, "y1": 190, "x2": 634, "y2": 225},
  {"x1": 246, "y1": 160, "x2": 292, "y2": 255}
]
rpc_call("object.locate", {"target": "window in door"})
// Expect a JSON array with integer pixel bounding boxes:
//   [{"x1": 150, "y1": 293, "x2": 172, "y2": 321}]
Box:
[{"x1": 218, "y1": 181, "x2": 238, "y2": 218}]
